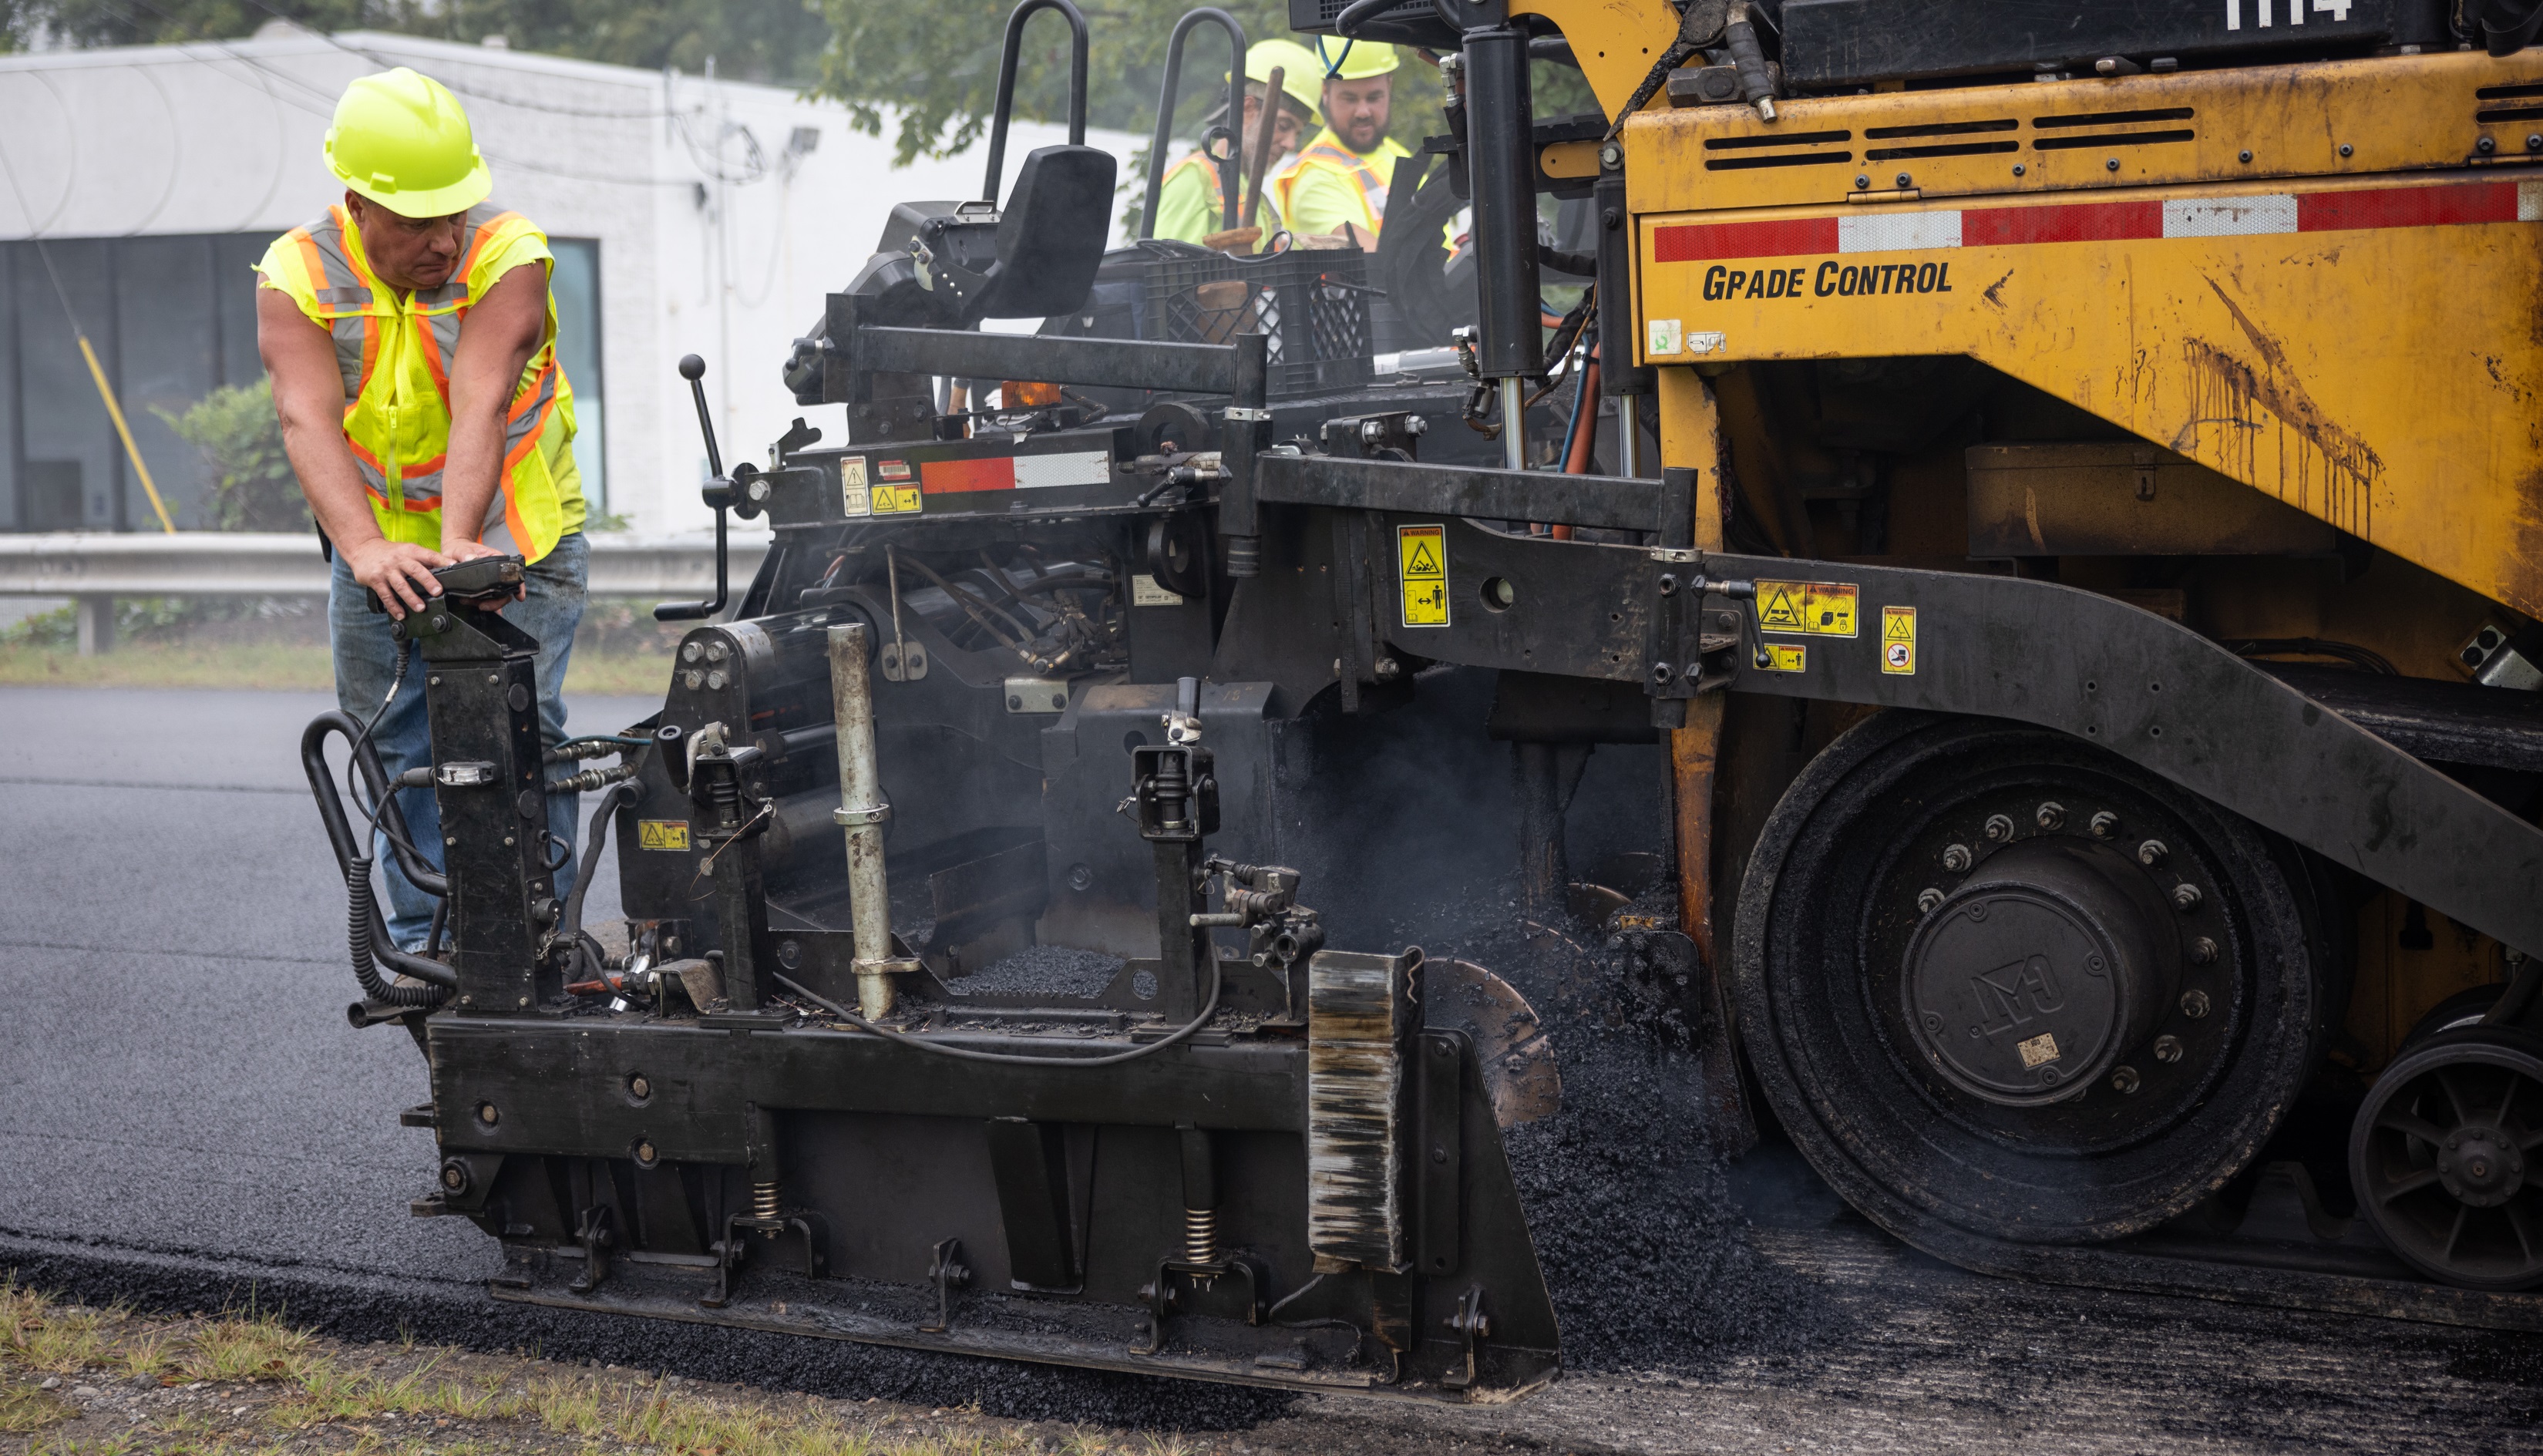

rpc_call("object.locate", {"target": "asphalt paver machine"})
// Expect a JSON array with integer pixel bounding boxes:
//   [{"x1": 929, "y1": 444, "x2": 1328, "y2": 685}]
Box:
[{"x1": 308, "y1": 0, "x2": 2543, "y2": 1400}]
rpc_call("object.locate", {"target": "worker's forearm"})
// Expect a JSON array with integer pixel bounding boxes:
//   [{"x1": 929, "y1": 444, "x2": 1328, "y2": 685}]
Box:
[
  {"x1": 277, "y1": 410, "x2": 385, "y2": 550},
  {"x1": 439, "y1": 400, "x2": 509, "y2": 549}
]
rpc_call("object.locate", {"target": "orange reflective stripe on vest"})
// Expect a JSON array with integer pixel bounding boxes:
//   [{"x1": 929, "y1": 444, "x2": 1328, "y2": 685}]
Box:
[{"x1": 1273, "y1": 138, "x2": 1393, "y2": 234}]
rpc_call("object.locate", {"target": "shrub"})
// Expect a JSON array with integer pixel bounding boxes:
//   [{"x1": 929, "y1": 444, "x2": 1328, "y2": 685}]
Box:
[{"x1": 156, "y1": 379, "x2": 308, "y2": 533}]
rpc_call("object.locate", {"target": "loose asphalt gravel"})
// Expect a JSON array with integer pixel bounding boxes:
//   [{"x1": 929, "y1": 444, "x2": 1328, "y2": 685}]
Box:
[{"x1": 3, "y1": 685, "x2": 2540, "y2": 1453}]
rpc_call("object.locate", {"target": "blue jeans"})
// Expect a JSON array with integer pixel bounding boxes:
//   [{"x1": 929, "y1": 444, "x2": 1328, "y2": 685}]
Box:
[{"x1": 330, "y1": 533, "x2": 590, "y2": 950}]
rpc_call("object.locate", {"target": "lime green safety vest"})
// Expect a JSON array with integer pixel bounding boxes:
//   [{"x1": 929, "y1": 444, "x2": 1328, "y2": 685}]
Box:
[
  {"x1": 257, "y1": 203, "x2": 584, "y2": 561},
  {"x1": 1270, "y1": 129, "x2": 1409, "y2": 240},
  {"x1": 1153, "y1": 150, "x2": 1287, "y2": 243}
]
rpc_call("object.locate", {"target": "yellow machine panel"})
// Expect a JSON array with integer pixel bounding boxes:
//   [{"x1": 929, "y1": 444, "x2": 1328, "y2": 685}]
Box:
[{"x1": 1627, "y1": 66, "x2": 2543, "y2": 619}]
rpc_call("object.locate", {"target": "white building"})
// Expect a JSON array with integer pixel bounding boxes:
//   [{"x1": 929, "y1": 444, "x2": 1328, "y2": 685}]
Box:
[{"x1": 0, "y1": 25, "x2": 1142, "y2": 540}]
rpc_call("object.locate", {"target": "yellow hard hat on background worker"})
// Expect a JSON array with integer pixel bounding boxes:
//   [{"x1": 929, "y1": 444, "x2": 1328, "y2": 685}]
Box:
[
  {"x1": 1244, "y1": 38, "x2": 1327, "y2": 126},
  {"x1": 1312, "y1": 35, "x2": 1401, "y2": 79},
  {"x1": 323, "y1": 67, "x2": 492, "y2": 217}
]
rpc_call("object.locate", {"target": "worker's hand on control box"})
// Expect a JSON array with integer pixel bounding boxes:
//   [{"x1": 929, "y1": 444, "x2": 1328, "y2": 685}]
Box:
[
  {"x1": 442, "y1": 536, "x2": 528, "y2": 605},
  {"x1": 345, "y1": 536, "x2": 455, "y2": 620}
]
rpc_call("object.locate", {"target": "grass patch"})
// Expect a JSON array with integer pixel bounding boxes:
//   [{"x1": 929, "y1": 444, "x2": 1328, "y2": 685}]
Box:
[
  {"x1": 0, "y1": 1277, "x2": 1219, "y2": 1456},
  {"x1": 1, "y1": 1282, "x2": 110, "y2": 1374},
  {"x1": 0, "y1": 1375, "x2": 77, "y2": 1434},
  {"x1": 183, "y1": 1311, "x2": 318, "y2": 1384}
]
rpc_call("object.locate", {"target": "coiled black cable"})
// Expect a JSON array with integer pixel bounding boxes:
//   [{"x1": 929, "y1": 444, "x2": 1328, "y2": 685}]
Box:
[{"x1": 346, "y1": 853, "x2": 451, "y2": 1007}]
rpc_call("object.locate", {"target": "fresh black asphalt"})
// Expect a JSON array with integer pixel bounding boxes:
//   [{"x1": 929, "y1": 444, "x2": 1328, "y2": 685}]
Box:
[{"x1": 3, "y1": 685, "x2": 2539, "y2": 1452}]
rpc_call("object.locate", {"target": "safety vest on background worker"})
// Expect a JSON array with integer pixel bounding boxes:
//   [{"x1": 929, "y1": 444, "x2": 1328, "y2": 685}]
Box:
[
  {"x1": 1152, "y1": 150, "x2": 1289, "y2": 242},
  {"x1": 255, "y1": 203, "x2": 584, "y2": 563},
  {"x1": 1271, "y1": 129, "x2": 1412, "y2": 241}
]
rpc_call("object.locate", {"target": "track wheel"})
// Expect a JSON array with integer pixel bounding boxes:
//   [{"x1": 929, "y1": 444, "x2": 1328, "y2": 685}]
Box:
[
  {"x1": 1733, "y1": 711, "x2": 2337, "y2": 1246},
  {"x1": 2350, "y1": 1028, "x2": 2543, "y2": 1290}
]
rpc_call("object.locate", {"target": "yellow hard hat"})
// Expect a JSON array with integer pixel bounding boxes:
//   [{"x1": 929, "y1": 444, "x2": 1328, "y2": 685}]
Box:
[
  {"x1": 1312, "y1": 36, "x2": 1400, "y2": 80},
  {"x1": 1240, "y1": 39, "x2": 1326, "y2": 123},
  {"x1": 325, "y1": 68, "x2": 491, "y2": 218}
]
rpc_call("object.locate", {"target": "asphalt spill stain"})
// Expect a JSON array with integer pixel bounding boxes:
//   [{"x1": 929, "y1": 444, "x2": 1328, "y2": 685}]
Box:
[{"x1": 2173, "y1": 275, "x2": 2383, "y2": 540}]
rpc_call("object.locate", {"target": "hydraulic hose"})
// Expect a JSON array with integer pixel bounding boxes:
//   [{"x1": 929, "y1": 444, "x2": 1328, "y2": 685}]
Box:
[
  {"x1": 559, "y1": 779, "x2": 643, "y2": 947},
  {"x1": 301, "y1": 711, "x2": 452, "y2": 987},
  {"x1": 347, "y1": 853, "x2": 452, "y2": 1006},
  {"x1": 301, "y1": 711, "x2": 446, "y2": 899}
]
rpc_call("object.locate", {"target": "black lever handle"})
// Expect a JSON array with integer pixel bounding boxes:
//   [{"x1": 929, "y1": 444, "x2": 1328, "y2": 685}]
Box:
[{"x1": 654, "y1": 354, "x2": 732, "y2": 623}]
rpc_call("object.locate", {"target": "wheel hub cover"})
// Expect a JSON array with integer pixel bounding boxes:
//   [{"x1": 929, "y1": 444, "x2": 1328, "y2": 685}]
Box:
[
  {"x1": 2440, "y1": 1126, "x2": 2528, "y2": 1206},
  {"x1": 1902, "y1": 840, "x2": 2177, "y2": 1107}
]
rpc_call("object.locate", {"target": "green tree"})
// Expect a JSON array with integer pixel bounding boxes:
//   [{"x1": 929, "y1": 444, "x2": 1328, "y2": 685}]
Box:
[
  {"x1": 156, "y1": 379, "x2": 311, "y2": 533},
  {"x1": 810, "y1": 0, "x2": 1287, "y2": 165}
]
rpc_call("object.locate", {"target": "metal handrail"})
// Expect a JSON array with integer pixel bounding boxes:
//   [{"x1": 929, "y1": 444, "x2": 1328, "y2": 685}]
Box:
[
  {"x1": 1139, "y1": 8, "x2": 1248, "y2": 239},
  {"x1": 0, "y1": 533, "x2": 766, "y2": 597}
]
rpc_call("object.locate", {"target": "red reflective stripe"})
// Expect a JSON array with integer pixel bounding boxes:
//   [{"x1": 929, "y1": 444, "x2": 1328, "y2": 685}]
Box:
[
  {"x1": 1960, "y1": 200, "x2": 2161, "y2": 247},
  {"x1": 920, "y1": 456, "x2": 1017, "y2": 494},
  {"x1": 1660, "y1": 180, "x2": 2524, "y2": 265},
  {"x1": 1653, "y1": 217, "x2": 1838, "y2": 263},
  {"x1": 2297, "y1": 181, "x2": 2520, "y2": 232}
]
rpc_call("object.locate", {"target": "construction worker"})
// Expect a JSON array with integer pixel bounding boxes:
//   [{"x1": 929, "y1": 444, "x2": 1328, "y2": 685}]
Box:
[
  {"x1": 1270, "y1": 39, "x2": 1410, "y2": 247},
  {"x1": 1150, "y1": 39, "x2": 1323, "y2": 247},
  {"x1": 256, "y1": 67, "x2": 588, "y2": 950}
]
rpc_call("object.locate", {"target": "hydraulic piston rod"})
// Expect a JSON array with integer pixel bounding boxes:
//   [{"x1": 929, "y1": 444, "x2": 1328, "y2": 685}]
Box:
[{"x1": 829, "y1": 622, "x2": 915, "y2": 1017}]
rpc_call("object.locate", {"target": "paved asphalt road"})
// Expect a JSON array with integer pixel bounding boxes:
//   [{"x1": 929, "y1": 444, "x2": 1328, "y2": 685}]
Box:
[{"x1": 3, "y1": 685, "x2": 2540, "y2": 1454}]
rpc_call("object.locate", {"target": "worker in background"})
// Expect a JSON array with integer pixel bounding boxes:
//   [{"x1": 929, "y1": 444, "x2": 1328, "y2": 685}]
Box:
[
  {"x1": 257, "y1": 68, "x2": 588, "y2": 951},
  {"x1": 1270, "y1": 40, "x2": 1409, "y2": 247},
  {"x1": 1150, "y1": 38, "x2": 1324, "y2": 248}
]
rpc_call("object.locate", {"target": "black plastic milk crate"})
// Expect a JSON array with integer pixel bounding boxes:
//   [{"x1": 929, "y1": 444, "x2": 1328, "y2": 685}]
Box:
[{"x1": 1141, "y1": 247, "x2": 1375, "y2": 398}]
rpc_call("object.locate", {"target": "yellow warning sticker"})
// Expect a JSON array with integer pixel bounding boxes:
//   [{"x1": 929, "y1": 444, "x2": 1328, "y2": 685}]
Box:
[
  {"x1": 1882, "y1": 605, "x2": 1918, "y2": 675},
  {"x1": 840, "y1": 457, "x2": 872, "y2": 517},
  {"x1": 1398, "y1": 523, "x2": 1449, "y2": 627},
  {"x1": 637, "y1": 820, "x2": 692, "y2": 852},
  {"x1": 1762, "y1": 642, "x2": 1807, "y2": 673},
  {"x1": 1757, "y1": 580, "x2": 1858, "y2": 637},
  {"x1": 873, "y1": 485, "x2": 923, "y2": 516}
]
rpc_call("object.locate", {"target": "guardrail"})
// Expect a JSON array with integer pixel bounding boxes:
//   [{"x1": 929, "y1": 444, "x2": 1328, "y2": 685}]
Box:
[{"x1": 0, "y1": 532, "x2": 769, "y2": 654}]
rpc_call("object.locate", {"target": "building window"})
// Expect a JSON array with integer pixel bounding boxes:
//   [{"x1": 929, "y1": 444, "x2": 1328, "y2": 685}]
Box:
[{"x1": 548, "y1": 238, "x2": 606, "y2": 518}]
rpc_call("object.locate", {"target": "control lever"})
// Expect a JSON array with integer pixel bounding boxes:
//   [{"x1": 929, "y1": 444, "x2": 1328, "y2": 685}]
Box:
[
  {"x1": 655, "y1": 355, "x2": 732, "y2": 622},
  {"x1": 365, "y1": 553, "x2": 524, "y2": 617}
]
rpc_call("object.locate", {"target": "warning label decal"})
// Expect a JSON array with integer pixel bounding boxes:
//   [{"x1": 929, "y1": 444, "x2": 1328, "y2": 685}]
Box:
[
  {"x1": 1762, "y1": 642, "x2": 1806, "y2": 673},
  {"x1": 637, "y1": 820, "x2": 692, "y2": 852},
  {"x1": 872, "y1": 485, "x2": 923, "y2": 516},
  {"x1": 841, "y1": 457, "x2": 872, "y2": 517},
  {"x1": 1757, "y1": 580, "x2": 1858, "y2": 637},
  {"x1": 1882, "y1": 605, "x2": 1918, "y2": 675},
  {"x1": 1398, "y1": 523, "x2": 1449, "y2": 627}
]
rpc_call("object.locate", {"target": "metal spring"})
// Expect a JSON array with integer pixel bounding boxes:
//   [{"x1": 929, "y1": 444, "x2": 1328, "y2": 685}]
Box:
[
  {"x1": 752, "y1": 1181, "x2": 782, "y2": 1222},
  {"x1": 1183, "y1": 1207, "x2": 1218, "y2": 1265}
]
